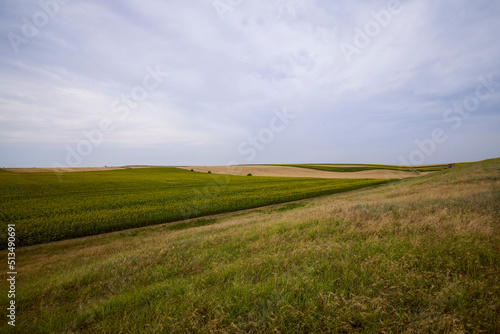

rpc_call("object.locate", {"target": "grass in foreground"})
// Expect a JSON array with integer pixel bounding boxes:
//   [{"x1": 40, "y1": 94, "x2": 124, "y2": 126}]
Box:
[
  {"x1": 0, "y1": 167, "x2": 388, "y2": 247},
  {"x1": 1, "y1": 159, "x2": 499, "y2": 332}
]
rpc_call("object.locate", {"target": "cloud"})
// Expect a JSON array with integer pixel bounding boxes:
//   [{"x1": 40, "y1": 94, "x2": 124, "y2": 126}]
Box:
[{"x1": 0, "y1": 0, "x2": 499, "y2": 167}]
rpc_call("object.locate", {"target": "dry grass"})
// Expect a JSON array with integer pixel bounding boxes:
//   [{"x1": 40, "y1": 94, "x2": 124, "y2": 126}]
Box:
[{"x1": 178, "y1": 165, "x2": 429, "y2": 179}]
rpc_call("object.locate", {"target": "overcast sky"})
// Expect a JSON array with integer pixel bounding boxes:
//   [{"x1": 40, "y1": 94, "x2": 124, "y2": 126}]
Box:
[{"x1": 1, "y1": 0, "x2": 499, "y2": 167}]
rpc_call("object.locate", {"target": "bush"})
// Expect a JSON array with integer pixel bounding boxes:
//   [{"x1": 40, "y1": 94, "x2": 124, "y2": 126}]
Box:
[
  {"x1": 247, "y1": 173, "x2": 252, "y2": 176},
  {"x1": 208, "y1": 171, "x2": 211, "y2": 174}
]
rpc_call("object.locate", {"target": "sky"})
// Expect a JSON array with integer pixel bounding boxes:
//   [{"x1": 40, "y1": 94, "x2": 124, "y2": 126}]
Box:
[{"x1": 0, "y1": 0, "x2": 499, "y2": 168}]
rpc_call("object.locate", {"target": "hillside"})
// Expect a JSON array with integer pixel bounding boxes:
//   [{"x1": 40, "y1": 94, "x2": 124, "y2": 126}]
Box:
[{"x1": 1, "y1": 158, "x2": 499, "y2": 332}]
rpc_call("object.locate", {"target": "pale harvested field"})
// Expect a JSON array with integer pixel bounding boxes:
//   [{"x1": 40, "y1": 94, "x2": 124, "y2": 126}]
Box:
[
  {"x1": 177, "y1": 165, "x2": 430, "y2": 179},
  {"x1": 313, "y1": 164, "x2": 376, "y2": 167},
  {"x1": 3, "y1": 165, "x2": 153, "y2": 173}
]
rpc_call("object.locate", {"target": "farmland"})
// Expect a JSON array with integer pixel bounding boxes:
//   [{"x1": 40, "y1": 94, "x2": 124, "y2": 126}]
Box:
[
  {"x1": 277, "y1": 163, "x2": 460, "y2": 173},
  {"x1": 0, "y1": 167, "x2": 389, "y2": 247},
  {"x1": 0, "y1": 158, "x2": 498, "y2": 333},
  {"x1": 177, "y1": 164, "x2": 432, "y2": 179}
]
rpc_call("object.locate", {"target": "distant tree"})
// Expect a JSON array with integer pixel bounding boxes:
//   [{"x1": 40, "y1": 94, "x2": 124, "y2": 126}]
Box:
[
  {"x1": 208, "y1": 171, "x2": 211, "y2": 174},
  {"x1": 247, "y1": 173, "x2": 252, "y2": 176}
]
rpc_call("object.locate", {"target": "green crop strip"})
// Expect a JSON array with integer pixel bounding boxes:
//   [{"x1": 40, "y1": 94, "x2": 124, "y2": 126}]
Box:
[{"x1": 277, "y1": 164, "x2": 452, "y2": 172}]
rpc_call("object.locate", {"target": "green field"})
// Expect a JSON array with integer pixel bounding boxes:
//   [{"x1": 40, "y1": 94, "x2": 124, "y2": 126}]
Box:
[
  {"x1": 277, "y1": 163, "x2": 456, "y2": 173},
  {"x1": 0, "y1": 159, "x2": 498, "y2": 333},
  {"x1": 0, "y1": 167, "x2": 389, "y2": 247}
]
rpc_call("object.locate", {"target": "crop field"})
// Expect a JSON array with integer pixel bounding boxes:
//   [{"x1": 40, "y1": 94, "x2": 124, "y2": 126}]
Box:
[
  {"x1": 0, "y1": 167, "x2": 389, "y2": 248},
  {"x1": 0, "y1": 159, "x2": 498, "y2": 333},
  {"x1": 278, "y1": 163, "x2": 460, "y2": 173},
  {"x1": 177, "y1": 165, "x2": 431, "y2": 179}
]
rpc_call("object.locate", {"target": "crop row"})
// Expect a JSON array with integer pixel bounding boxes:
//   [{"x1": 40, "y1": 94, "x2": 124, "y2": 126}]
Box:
[{"x1": 0, "y1": 168, "x2": 390, "y2": 247}]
